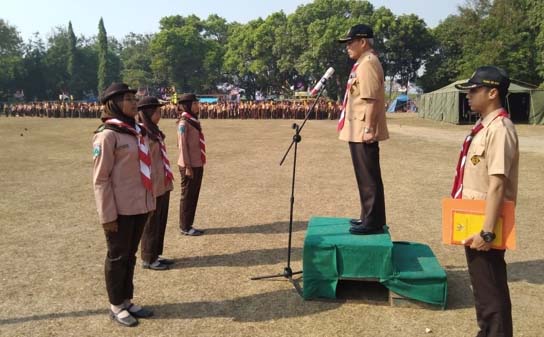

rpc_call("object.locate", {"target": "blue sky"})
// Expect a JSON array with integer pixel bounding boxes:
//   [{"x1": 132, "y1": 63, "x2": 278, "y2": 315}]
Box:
[{"x1": 3, "y1": 0, "x2": 464, "y2": 41}]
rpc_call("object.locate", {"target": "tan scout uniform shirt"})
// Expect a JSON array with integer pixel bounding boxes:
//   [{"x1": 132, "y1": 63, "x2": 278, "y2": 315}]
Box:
[
  {"x1": 339, "y1": 50, "x2": 389, "y2": 143},
  {"x1": 93, "y1": 129, "x2": 156, "y2": 224},
  {"x1": 149, "y1": 138, "x2": 174, "y2": 197},
  {"x1": 462, "y1": 109, "x2": 519, "y2": 202},
  {"x1": 177, "y1": 119, "x2": 204, "y2": 168}
]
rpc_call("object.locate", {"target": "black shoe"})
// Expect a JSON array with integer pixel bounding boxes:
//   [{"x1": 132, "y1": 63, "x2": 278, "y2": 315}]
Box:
[
  {"x1": 349, "y1": 225, "x2": 384, "y2": 235},
  {"x1": 142, "y1": 260, "x2": 169, "y2": 270},
  {"x1": 110, "y1": 309, "x2": 138, "y2": 327},
  {"x1": 350, "y1": 218, "x2": 363, "y2": 225},
  {"x1": 157, "y1": 257, "x2": 174, "y2": 265},
  {"x1": 127, "y1": 304, "x2": 154, "y2": 318},
  {"x1": 181, "y1": 228, "x2": 204, "y2": 236}
]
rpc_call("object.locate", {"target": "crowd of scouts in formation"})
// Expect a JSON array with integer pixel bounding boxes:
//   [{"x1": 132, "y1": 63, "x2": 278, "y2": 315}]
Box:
[{"x1": 1, "y1": 100, "x2": 345, "y2": 120}]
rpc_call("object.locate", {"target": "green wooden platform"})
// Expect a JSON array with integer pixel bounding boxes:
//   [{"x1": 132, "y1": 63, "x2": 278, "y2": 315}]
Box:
[{"x1": 302, "y1": 217, "x2": 447, "y2": 309}]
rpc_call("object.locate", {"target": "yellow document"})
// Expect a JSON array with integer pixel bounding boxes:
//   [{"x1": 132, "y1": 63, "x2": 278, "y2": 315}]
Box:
[{"x1": 442, "y1": 198, "x2": 516, "y2": 250}]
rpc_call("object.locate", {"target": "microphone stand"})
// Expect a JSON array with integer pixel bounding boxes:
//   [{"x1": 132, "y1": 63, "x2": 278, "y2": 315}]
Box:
[{"x1": 250, "y1": 82, "x2": 328, "y2": 296}]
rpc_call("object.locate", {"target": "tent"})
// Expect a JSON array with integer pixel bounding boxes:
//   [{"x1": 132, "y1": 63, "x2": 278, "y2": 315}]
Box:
[
  {"x1": 387, "y1": 94, "x2": 414, "y2": 112},
  {"x1": 418, "y1": 80, "x2": 544, "y2": 124},
  {"x1": 198, "y1": 97, "x2": 219, "y2": 103}
]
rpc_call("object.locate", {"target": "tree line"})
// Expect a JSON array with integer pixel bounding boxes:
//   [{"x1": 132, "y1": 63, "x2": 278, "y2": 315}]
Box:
[{"x1": 1, "y1": 0, "x2": 543, "y2": 102}]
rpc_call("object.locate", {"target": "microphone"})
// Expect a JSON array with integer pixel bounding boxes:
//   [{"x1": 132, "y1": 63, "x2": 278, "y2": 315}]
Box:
[{"x1": 310, "y1": 67, "x2": 335, "y2": 96}]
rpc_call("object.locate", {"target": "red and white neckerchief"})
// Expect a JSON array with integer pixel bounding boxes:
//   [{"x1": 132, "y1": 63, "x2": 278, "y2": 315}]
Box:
[
  {"x1": 137, "y1": 123, "x2": 175, "y2": 187},
  {"x1": 451, "y1": 109, "x2": 509, "y2": 199},
  {"x1": 105, "y1": 118, "x2": 153, "y2": 192},
  {"x1": 181, "y1": 112, "x2": 206, "y2": 165},
  {"x1": 157, "y1": 133, "x2": 174, "y2": 186},
  {"x1": 337, "y1": 62, "x2": 360, "y2": 132}
]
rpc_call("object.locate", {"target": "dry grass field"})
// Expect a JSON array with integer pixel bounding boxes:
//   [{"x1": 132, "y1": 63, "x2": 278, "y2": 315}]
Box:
[{"x1": 0, "y1": 113, "x2": 543, "y2": 337}]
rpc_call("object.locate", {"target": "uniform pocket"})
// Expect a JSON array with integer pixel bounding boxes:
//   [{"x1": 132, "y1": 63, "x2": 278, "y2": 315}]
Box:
[
  {"x1": 350, "y1": 79, "x2": 360, "y2": 97},
  {"x1": 468, "y1": 143, "x2": 485, "y2": 166}
]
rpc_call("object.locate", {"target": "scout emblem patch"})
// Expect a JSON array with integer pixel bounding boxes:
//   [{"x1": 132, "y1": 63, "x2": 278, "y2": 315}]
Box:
[
  {"x1": 178, "y1": 124, "x2": 185, "y2": 134},
  {"x1": 470, "y1": 155, "x2": 480, "y2": 165},
  {"x1": 93, "y1": 144, "x2": 101, "y2": 158}
]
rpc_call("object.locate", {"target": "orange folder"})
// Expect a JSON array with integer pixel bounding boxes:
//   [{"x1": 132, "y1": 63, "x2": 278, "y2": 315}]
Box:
[{"x1": 442, "y1": 198, "x2": 516, "y2": 250}]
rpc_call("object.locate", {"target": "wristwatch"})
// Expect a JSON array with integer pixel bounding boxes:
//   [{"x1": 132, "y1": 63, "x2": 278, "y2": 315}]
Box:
[
  {"x1": 364, "y1": 127, "x2": 374, "y2": 134},
  {"x1": 480, "y1": 230, "x2": 496, "y2": 243}
]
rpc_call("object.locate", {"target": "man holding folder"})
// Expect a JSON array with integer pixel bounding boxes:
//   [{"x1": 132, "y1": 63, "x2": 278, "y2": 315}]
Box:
[{"x1": 452, "y1": 66, "x2": 519, "y2": 337}]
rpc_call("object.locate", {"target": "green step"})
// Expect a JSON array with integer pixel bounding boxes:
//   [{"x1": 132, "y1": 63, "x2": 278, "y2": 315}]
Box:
[{"x1": 384, "y1": 241, "x2": 448, "y2": 309}]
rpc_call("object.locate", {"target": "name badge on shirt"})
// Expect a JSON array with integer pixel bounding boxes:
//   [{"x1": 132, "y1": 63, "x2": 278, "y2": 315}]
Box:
[{"x1": 116, "y1": 144, "x2": 129, "y2": 150}]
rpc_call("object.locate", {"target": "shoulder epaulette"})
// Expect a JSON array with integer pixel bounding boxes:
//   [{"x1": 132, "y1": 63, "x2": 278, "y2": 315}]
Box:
[{"x1": 94, "y1": 124, "x2": 106, "y2": 134}]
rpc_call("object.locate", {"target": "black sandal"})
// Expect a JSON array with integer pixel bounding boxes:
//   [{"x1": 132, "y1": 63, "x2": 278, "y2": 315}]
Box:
[
  {"x1": 110, "y1": 309, "x2": 138, "y2": 327},
  {"x1": 126, "y1": 303, "x2": 154, "y2": 318}
]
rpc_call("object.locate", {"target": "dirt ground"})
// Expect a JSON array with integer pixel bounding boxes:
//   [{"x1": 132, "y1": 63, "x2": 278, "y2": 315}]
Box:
[{"x1": 0, "y1": 113, "x2": 542, "y2": 337}]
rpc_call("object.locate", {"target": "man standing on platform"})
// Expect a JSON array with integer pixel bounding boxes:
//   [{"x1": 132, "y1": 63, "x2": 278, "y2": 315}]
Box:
[
  {"x1": 452, "y1": 66, "x2": 518, "y2": 337},
  {"x1": 337, "y1": 24, "x2": 389, "y2": 235}
]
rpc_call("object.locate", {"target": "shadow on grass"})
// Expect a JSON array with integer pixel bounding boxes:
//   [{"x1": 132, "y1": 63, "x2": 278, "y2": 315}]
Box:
[
  {"x1": 148, "y1": 288, "x2": 340, "y2": 322},
  {"x1": 442, "y1": 258, "x2": 544, "y2": 310},
  {"x1": 0, "y1": 309, "x2": 106, "y2": 326},
  {"x1": 0, "y1": 289, "x2": 340, "y2": 325},
  {"x1": 203, "y1": 221, "x2": 308, "y2": 235},
  {"x1": 508, "y1": 259, "x2": 544, "y2": 284},
  {"x1": 169, "y1": 247, "x2": 302, "y2": 269}
]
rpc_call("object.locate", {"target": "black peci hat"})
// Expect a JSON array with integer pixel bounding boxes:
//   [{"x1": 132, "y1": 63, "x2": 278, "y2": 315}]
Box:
[
  {"x1": 100, "y1": 83, "x2": 137, "y2": 104},
  {"x1": 137, "y1": 96, "x2": 165, "y2": 110},
  {"x1": 455, "y1": 66, "x2": 510, "y2": 91},
  {"x1": 337, "y1": 24, "x2": 374, "y2": 43},
  {"x1": 178, "y1": 93, "x2": 199, "y2": 103}
]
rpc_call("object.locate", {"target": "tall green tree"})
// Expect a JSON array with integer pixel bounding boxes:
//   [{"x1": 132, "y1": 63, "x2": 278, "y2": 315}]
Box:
[
  {"x1": 526, "y1": 0, "x2": 544, "y2": 84},
  {"x1": 418, "y1": 15, "x2": 463, "y2": 92},
  {"x1": 0, "y1": 19, "x2": 24, "y2": 101},
  {"x1": 120, "y1": 33, "x2": 153, "y2": 88},
  {"x1": 420, "y1": 0, "x2": 543, "y2": 91},
  {"x1": 21, "y1": 33, "x2": 47, "y2": 100},
  {"x1": 44, "y1": 26, "x2": 71, "y2": 98},
  {"x1": 223, "y1": 20, "x2": 263, "y2": 99},
  {"x1": 285, "y1": 0, "x2": 375, "y2": 99},
  {"x1": 385, "y1": 14, "x2": 434, "y2": 89},
  {"x1": 150, "y1": 15, "x2": 209, "y2": 92},
  {"x1": 201, "y1": 15, "x2": 230, "y2": 92},
  {"x1": 67, "y1": 21, "x2": 77, "y2": 89},
  {"x1": 97, "y1": 17, "x2": 108, "y2": 95}
]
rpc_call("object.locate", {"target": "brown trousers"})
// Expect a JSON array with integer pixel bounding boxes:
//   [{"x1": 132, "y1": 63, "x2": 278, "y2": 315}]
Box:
[
  {"x1": 104, "y1": 213, "x2": 148, "y2": 305},
  {"x1": 465, "y1": 247, "x2": 513, "y2": 337},
  {"x1": 179, "y1": 167, "x2": 203, "y2": 231},
  {"x1": 349, "y1": 142, "x2": 386, "y2": 228},
  {"x1": 140, "y1": 191, "x2": 171, "y2": 263}
]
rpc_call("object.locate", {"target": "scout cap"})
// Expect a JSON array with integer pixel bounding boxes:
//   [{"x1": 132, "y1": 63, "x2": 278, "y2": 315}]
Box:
[
  {"x1": 100, "y1": 82, "x2": 137, "y2": 104},
  {"x1": 338, "y1": 24, "x2": 374, "y2": 43},
  {"x1": 455, "y1": 66, "x2": 510, "y2": 92},
  {"x1": 178, "y1": 93, "x2": 199, "y2": 102},
  {"x1": 137, "y1": 96, "x2": 165, "y2": 110}
]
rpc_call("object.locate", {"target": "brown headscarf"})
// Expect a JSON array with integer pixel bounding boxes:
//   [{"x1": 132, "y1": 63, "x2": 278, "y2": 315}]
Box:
[
  {"x1": 96, "y1": 95, "x2": 144, "y2": 136},
  {"x1": 138, "y1": 108, "x2": 165, "y2": 142}
]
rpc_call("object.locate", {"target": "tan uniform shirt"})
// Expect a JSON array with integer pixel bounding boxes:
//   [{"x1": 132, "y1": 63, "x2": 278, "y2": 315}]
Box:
[
  {"x1": 92, "y1": 129, "x2": 156, "y2": 224},
  {"x1": 149, "y1": 138, "x2": 174, "y2": 197},
  {"x1": 462, "y1": 109, "x2": 519, "y2": 203},
  {"x1": 339, "y1": 50, "x2": 389, "y2": 143},
  {"x1": 177, "y1": 119, "x2": 204, "y2": 168}
]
